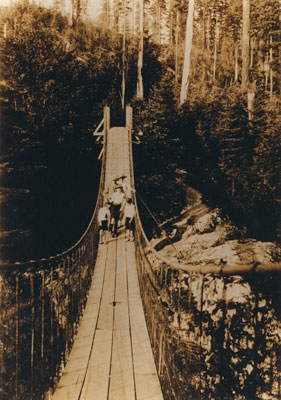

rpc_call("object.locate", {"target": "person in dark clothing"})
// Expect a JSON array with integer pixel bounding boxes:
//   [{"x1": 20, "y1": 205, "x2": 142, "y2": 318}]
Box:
[{"x1": 109, "y1": 186, "x2": 125, "y2": 237}]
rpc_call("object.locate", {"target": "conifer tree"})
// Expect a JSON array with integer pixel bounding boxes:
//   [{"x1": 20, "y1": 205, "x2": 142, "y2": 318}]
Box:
[
  {"x1": 241, "y1": 0, "x2": 250, "y2": 92},
  {"x1": 136, "y1": 0, "x2": 144, "y2": 99},
  {"x1": 180, "y1": 0, "x2": 195, "y2": 105}
]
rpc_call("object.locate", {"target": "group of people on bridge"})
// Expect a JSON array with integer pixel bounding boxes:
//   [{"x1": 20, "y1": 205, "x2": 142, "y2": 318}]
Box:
[{"x1": 98, "y1": 175, "x2": 135, "y2": 244}]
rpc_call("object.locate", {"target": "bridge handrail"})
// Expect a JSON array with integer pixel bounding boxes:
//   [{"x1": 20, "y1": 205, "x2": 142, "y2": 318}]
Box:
[
  {"x1": 0, "y1": 121, "x2": 107, "y2": 399},
  {"x1": 128, "y1": 132, "x2": 281, "y2": 275},
  {"x1": 128, "y1": 126, "x2": 281, "y2": 400},
  {"x1": 0, "y1": 152, "x2": 105, "y2": 270}
]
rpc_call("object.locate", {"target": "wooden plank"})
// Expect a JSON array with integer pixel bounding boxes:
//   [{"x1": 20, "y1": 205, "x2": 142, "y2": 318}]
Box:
[
  {"x1": 79, "y1": 238, "x2": 117, "y2": 398},
  {"x1": 79, "y1": 330, "x2": 112, "y2": 400},
  {"x1": 52, "y1": 383, "x2": 82, "y2": 400},
  {"x1": 51, "y1": 248, "x2": 108, "y2": 400},
  {"x1": 108, "y1": 236, "x2": 135, "y2": 400},
  {"x1": 114, "y1": 237, "x2": 130, "y2": 331},
  {"x1": 108, "y1": 330, "x2": 135, "y2": 400},
  {"x1": 93, "y1": 118, "x2": 104, "y2": 135},
  {"x1": 126, "y1": 242, "x2": 164, "y2": 400},
  {"x1": 79, "y1": 241, "x2": 117, "y2": 398},
  {"x1": 96, "y1": 239, "x2": 116, "y2": 331}
]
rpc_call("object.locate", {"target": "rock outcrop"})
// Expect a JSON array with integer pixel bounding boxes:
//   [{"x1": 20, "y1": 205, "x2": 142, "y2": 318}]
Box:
[{"x1": 152, "y1": 186, "x2": 279, "y2": 267}]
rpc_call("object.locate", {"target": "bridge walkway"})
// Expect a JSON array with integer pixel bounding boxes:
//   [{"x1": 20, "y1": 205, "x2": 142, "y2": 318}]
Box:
[{"x1": 52, "y1": 127, "x2": 163, "y2": 400}]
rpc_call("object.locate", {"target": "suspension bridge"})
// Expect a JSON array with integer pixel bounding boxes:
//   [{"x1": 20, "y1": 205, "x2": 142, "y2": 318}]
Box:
[
  {"x1": 1, "y1": 106, "x2": 281, "y2": 400},
  {"x1": 51, "y1": 109, "x2": 163, "y2": 400}
]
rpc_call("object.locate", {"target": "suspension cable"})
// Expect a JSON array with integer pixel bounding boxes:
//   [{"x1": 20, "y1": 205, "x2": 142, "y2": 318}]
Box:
[{"x1": 135, "y1": 191, "x2": 183, "y2": 260}]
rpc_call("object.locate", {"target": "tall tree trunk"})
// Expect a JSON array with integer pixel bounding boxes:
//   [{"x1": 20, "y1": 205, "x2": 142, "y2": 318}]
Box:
[
  {"x1": 169, "y1": 0, "x2": 173, "y2": 47},
  {"x1": 213, "y1": 16, "x2": 219, "y2": 83},
  {"x1": 270, "y1": 34, "x2": 273, "y2": 97},
  {"x1": 180, "y1": 0, "x2": 195, "y2": 106},
  {"x1": 71, "y1": 0, "x2": 82, "y2": 27},
  {"x1": 241, "y1": 0, "x2": 250, "y2": 92},
  {"x1": 250, "y1": 38, "x2": 254, "y2": 69},
  {"x1": 248, "y1": 90, "x2": 255, "y2": 122},
  {"x1": 131, "y1": 0, "x2": 136, "y2": 35},
  {"x1": 265, "y1": 50, "x2": 269, "y2": 88},
  {"x1": 206, "y1": 14, "x2": 210, "y2": 52},
  {"x1": 114, "y1": 0, "x2": 119, "y2": 33},
  {"x1": 121, "y1": 1, "x2": 126, "y2": 110},
  {"x1": 155, "y1": 1, "x2": 161, "y2": 44},
  {"x1": 202, "y1": 0, "x2": 206, "y2": 50},
  {"x1": 136, "y1": 0, "x2": 144, "y2": 99},
  {"x1": 234, "y1": 45, "x2": 239, "y2": 82},
  {"x1": 175, "y1": 9, "x2": 179, "y2": 85},
  {"x1": 106, "y1": 0, "x2": 110, "y2": 30}
]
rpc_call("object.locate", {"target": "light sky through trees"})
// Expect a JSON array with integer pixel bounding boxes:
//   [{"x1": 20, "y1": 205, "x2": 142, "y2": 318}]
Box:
[{"x1": 0, "y1": 0, "x2": 102, "y2": 20}]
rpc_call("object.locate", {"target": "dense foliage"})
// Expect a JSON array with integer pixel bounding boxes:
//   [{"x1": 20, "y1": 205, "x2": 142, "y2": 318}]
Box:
[
  {"x1": 0, "y1": 2, "x2": 280, "y2": 400},
  {"x1": 145, "y1": 261, "x2": 281, "y2": 400},
  {"x1": 0, "y1": 4, "x2": 167, "y2": 260},
  {"x1": 130, "y1": 0, "x2": 281, "y2": 243},
  {"x1": 131, "y1": 72, "x2": 281, "y2": 243},
  {"x1": 132, "y1": 73, "x2": 186, "y2": 235},
  {"x1": 177, "y1": 83, "x2": 281, "y2": 242},
  {"x1": 2, "y1": 1, "x2": 280, "y2": 259},
  {"x1": 0, "y1": 6, "x2": 104, "y2": 260}
]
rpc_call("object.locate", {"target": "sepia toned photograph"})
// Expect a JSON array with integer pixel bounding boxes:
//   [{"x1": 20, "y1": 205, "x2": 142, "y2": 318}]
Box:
[{"x1": 0, "y1": 0, "x2": 280, "y2": 398}]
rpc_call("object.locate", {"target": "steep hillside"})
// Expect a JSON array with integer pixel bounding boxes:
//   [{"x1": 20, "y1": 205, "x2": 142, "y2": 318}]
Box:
[{"x1": 151, "y1": 186, "x2": 280, "y2": 267}]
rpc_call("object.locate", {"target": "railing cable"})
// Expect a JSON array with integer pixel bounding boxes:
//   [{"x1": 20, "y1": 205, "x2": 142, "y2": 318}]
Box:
[{"x1": 135, "y1": 191, "x2": 183, "y2": 260}]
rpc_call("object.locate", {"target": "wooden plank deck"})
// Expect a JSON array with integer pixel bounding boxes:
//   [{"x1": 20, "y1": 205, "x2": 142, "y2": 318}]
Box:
[{"x1": 51, "y1": 127, "x2": 163, "y2": 400}]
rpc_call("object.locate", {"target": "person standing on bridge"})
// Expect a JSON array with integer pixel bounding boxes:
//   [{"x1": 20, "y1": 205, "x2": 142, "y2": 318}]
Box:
[
  {"x1": 98, "y1": 202, "x2": 110, "y2": 244},
  {"x1": 124, "y1": 198, "x2": 135, "y2": 241},
  {"x1": 109, "y1": 186, "x2": 125, "y2": 237},
  {"x1": 122, "y1": 179, "x2": 135, "y2": 200}
]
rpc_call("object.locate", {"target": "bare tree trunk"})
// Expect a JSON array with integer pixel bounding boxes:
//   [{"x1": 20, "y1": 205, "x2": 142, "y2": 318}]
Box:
[
  {"x1": 121, "y1": 0, "x2": 126, "y2": 110},
  {"x1": 114, "y1": 0, "x2": 119, "y2": 33},
  {"x1": 248, "y1": 90, "x2": 255, "y2": 121},
  {"x1": 136, "y1": 0, "x2": 144, "y2": 99},
  {"x1": 155, "y1": 1, "x2": 161, "y2": 44},
  {"x1": 241, "y1": 0, "x2": 250, "y2": 92},
  {"x1": 71, "y1": 0, "x2": 82, "y2": 27},
  {"x1": 158, "y1": 3, "x2": 161, "y2": 44},
  {"x1": 175, "y1": 10, "x2": 179, "y2": 85},
  {"x1": 131, "y1": 0, "x2": 136, "y2": 35},
  {"x1": 250, "y1": 38, "x2": 254, "y2": 69},
  {"x1": 265, "y1": 50, "x2": 269, "y2": 88},
  {"x1": 270, "y1": 34, "x2": 273, "y2": 97},
  {"x1": 235, "y1": 45, "x2": 239, "y2": 82},
  {"x1": 213, "y1": 16, "x2": 219, "y2": 83},
  {"x1": 202, "y1": 0, "x2": 206, "y2": 49},
  {"x1": 206, "y1": 14, "x2": 210, "y2": 52},
  {"x1": 106, "y1": 0, "x2": 110, "y2": 30},
  {"x1": 169, "y1": 0, "x2": 173, "y2": 47},
  {"x1": 180, "y1": 0, "x2": 195, "y2": 106}
]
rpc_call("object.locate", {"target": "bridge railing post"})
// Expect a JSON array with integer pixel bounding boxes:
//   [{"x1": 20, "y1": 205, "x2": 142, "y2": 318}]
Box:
[
  {"x1": 126, "y1": 105, "x2": 133, "y2": 133},
  {"x1": 104, "y1": 106, "x2": 110, "y2": 135}
]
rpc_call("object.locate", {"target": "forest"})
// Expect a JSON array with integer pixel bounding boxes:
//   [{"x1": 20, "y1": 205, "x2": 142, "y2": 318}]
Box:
[
  {"x1": 0, "y1": 0, "x2": 280, "y2": 263},
  {"x1": 0, "y1": 2, "x2": 281, "y2": 400}
]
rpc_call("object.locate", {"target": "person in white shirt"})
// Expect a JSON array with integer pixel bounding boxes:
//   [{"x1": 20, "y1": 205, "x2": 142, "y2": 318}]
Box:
[
  {"x1": 98, "y1": 202, "x2": 110, "y2": 244},
  {"x1": 124, "y1": 198, "x2": 135, "y2": 241},
  {"x1": 110, "y1": 186, "x2": 124, "y2": 205},
  {"x1": 109, "y1": 187, "x2": 125, "y2": 237},
  {"x1": 105, "y1": 175, "x2": 135, "y2": 201},
  {"x1": 121, "y1": 180, "x2": 135, "y2": 199}
]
